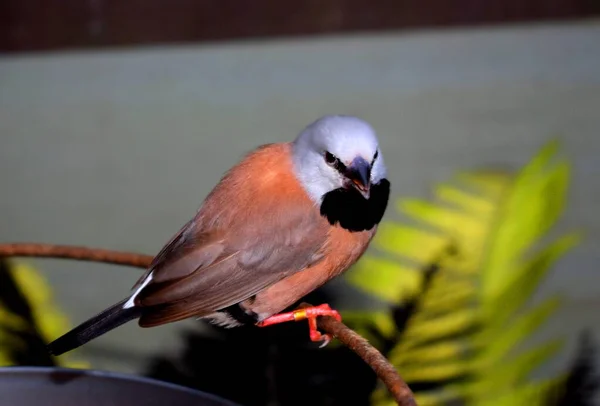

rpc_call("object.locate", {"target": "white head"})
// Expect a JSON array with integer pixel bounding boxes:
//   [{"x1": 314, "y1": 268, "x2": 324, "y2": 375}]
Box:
[{"x1": 292, "y1": 115, "x2": 387, "y2": 203}]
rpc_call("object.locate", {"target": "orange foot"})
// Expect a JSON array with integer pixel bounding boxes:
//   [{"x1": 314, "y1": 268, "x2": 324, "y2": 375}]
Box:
[{"x1": 257, "y1": 303, "x2": 342, "y2": 348}]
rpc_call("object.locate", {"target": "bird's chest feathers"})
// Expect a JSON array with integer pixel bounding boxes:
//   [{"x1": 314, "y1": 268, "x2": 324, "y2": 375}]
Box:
[{"x1": 319, "y1": 179, "x2": 390, "y2": 232}]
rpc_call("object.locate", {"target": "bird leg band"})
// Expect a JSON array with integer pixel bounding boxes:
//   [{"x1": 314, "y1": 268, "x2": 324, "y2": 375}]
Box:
[{"x1": 256, "y1": 303, "x2": 342, "y2": 347}]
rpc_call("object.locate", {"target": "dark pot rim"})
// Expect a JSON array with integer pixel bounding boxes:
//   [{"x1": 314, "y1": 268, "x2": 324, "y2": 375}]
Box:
[{"x1": 0, "y1": 366, "x2": 241, "y2": 406}]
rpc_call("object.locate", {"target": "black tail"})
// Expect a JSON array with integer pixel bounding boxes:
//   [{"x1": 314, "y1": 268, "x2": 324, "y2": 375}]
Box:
[{"x1": 47, "y1": 299, "x2": 142, "y2": 356}]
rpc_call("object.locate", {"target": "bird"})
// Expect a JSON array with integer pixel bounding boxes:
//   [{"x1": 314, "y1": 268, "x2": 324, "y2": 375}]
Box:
[{"x1": 47, "y1": 115, "x2": 390, "y2": 356}]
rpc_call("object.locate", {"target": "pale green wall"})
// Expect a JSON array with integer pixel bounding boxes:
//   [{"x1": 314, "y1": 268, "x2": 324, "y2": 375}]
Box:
[{"x1": 1, "y1": 20, "x2": 600, "y2": 374}]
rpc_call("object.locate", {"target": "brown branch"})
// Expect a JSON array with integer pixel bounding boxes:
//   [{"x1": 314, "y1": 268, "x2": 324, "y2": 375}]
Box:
[
  {"x1": 0, "y1": 243, "x2": 153, "y2": 268},
  {"x1": 0, "y1": 242, "x2": 417, "y2": 405},
  {"x1": 297, "y1": 303, "x2": 417, "y2": 406}
]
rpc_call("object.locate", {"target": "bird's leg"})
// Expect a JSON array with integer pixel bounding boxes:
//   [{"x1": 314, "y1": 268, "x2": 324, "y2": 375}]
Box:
[{"x1": 257, "y1": 303, "x2": 342, "y2": 348}]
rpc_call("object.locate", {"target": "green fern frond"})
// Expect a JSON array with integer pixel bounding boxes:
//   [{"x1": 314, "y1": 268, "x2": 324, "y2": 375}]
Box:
[{"x1": 343, "y1": 140, "x2": 578, "y2": 405}]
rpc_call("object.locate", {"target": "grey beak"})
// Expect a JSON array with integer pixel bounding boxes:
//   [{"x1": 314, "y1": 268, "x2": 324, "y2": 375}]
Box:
[{"x1": 346, "y1": 156, "x2": 371, "y2": 199}]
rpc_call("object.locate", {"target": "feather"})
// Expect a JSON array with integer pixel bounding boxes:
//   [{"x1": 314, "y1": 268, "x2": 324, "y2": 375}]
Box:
[{"x1": 47, "y1": 299, "x2": 141, "y2": 356}]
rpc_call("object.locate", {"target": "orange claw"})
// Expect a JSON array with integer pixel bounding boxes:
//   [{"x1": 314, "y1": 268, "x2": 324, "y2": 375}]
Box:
[{"x1": 257, "y1": 303, "x2": 342, "y2": 347}]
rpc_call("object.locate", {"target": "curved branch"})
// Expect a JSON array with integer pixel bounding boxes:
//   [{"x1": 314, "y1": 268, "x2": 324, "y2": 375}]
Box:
[
  {"x1": 0, "y1": 243, "x2": 417, "y2": 405},
  {"x1": 297, "y1": 303, "x2": 417, "y2": 406},
  {"x1": 0, "y1": 243, "x2": 153, "y2": 268}
]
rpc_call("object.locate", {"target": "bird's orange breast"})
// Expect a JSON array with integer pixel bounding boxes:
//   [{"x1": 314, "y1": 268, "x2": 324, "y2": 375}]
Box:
[{"x1": 243, "y1": 225, "x2": 375, "y2": 320}]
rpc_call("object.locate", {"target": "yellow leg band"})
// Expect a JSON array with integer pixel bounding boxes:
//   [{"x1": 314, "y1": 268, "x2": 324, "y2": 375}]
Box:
[{"x1": 293, "y1": 309, "x2": 308, "y2": 321}]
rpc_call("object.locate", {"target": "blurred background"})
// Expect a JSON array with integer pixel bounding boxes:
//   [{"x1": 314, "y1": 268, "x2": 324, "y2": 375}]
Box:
[{"x1": 1, "y1": 1, "x2": 600, "y2": 405}]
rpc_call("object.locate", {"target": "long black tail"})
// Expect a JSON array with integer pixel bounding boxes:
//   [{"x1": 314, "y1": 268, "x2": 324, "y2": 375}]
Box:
[{"x1": 47, "y1": 299, "x2": 142, "y2": 356}]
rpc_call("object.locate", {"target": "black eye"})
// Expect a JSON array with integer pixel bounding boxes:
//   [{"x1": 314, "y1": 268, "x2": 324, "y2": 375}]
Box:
[
  {"x1": 372, "y1": 150, "x2": 379, "y2": 163},
  {"x1": 324, "y1": 151, "x2": 337, "y2": 165}
]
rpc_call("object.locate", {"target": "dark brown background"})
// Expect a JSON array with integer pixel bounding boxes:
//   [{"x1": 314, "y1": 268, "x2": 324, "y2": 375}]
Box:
[{"x1": 1, "y1": 0, "x2": 599, "y2": 53}]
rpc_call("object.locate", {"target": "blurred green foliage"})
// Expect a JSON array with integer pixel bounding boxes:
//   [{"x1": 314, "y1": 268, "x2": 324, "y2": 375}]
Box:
[
  {"x1": 0, "y1": 260, "x2": 88, "y2": 369},
  {"x1": 344, "y1": 140, "x2": 582, "y2": 405}
]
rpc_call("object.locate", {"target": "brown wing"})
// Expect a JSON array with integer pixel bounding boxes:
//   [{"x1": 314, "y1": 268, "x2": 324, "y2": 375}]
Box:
[
  {"x1": 130, "y1": 217, "x2": 220, "y2": 291},
  {"x1": 137, "y1": 212, "x2": 327, "y2": 326},
  {"x1": 134, "y1": 143, "x2": 330, "y2": 326}
]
